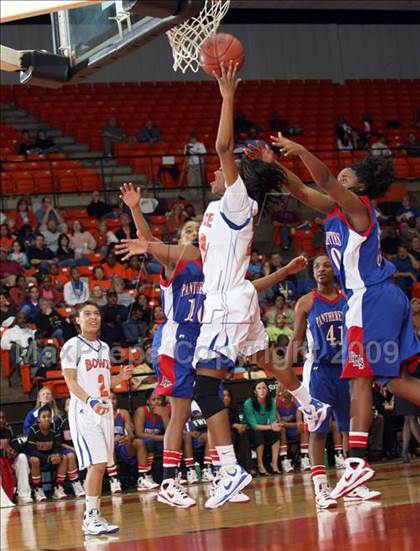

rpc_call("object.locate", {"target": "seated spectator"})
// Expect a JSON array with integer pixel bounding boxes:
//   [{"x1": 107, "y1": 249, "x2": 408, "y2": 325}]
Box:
[
  {"x1": 166, "y1": 202, "x2": 189, "y2": 235},
  {"x1": 270, "y1": 252, "x2": 284, "y2": 271},
  {"x1": 115, "y1": 213, "x2": 137, "y2": 241},
  {"x1": 381, "y1": 226, "x2": 403, "y2": 258},
  {"x1": 9, "y1": 275, "x2": 27, "y2": 308},
  {"x1": 337, "y1": 134, "x2": 354, "y2": 151},
  {"x1": 21, "y1": 285, "x2": 41, "y2": 321},
  {"x1": 396, "y1": 196, "x2": 419, "y2": 224},
  {"x1": 357, "y1": 112, "x2": 374, "y2": 149},
  {"x1": 138, "y1": 120, "x2": 161, "y2": 145},
  {"x1": 184, "y1": 132, "x2": 206, "y2": 187},
  {"x1": 27, "y1": 233, "x2": 57, "y2": 274},
  {"x1": 39, "y1": 274, "x2": 61, "y2": 306},
  {"x1": 410, "y1": 235, "x2": 420, "y2": 262},
  {"x1": 87, "y1": 190, "x2": 114, "y2": 220},
  {"x1": 0, "y1": 223, "x2": 15, "y2": 250},
  {"x1": 35, "y1": 197, "x2": 65, "y2": 229},
  {"x1": 411, "y1": 297, "x2": 420, "y2": 336},
  {"x1": 40, "y1": 219, "x2": 61, "y2": 254},
  {"x1": 122, "y1": 303, "x2": 149, "y2": 344},
  {"x1": 243, "y1": 381, "x2": 282, "y2": 475},
  {"x1": 90, "y1": 266, "x2": 111, "y2": 289},
  {"x1": 266, "y1": 313, "x2": 294, "y2": 343},
  {"x1": 248, "y1": 251, "x2": 262, "y2": 279},
  {"x1": 182, "y1": 401, "x2": 213, "y2": 484},
  {"x1": 223, "y1": 388, "x2": 253, "y2": 473},
  {"x1": 56, "y1": 233, "x2": 89, "y2": 268},
  {"x1": 103, "y1": 252, "x2": 127, "y2": 280},
  {"x1": 139, "y1": 188, "x2": 159, "y2": 215},
  {"x1": 0, "y1": 310, "x2": 35, "y2": 374},
  {"x1": 276, "y1": 278, "x2": 297, "y2": 303},
  {"x1": 100, "y1": 289, "x2": 128, "y2": 345},
  {"x1": 12, "y1": 198, "x2": 37, "y2": 230},
  {"x1": 69, "y1": 220, "x2": 96, "y2": 258},
  {"x1": 0, "y1": 292, "x2": 16, "y2": 326},
  {"x1": 0, "y1": 247, "x2": 24, "y2": 286},
  {"x1": 0, "y1": 410, "x2": 32, "y2": 504},
  {"x1": 34, "y1": 130, "x2": 58, "y2": 153},
  {"x1": 102, "y1": 117, "x2": 128, "y2": 157},
  {"x1": 18, "y1": 130, "x2": 35, "y2": 156},
  {"x1": 265, "y1": 294, "x2": 295, "y2": 327},
  {"x1": 401, "y1": 216, "x2": 420, "y2": 245},
  {"x1": 22, "y1": 387, "x2": 62, "y2": 434},
  {"x1": 89, "y1": 284, "x2": 107, "y2": 308},
  {"x1": 8, "y1": 241, "x2": 30, "y2": 269},
  {"x1": 392, "y1": 245, "x2": 418, "y2": 294},
  {"x1": 112, "y1": 277, "x2": 134, "y2": 307},
  {"x1": 26, "y1": 330, "x2": 60, "y2": 377},
  {"x1": 335, "y1": 115, "x2": 355, "y2": 148},
  {"x1": 126, "y1": 256, "x2": 142, "y2": 287},
  {"x1": 63, "y1": 267, "x2": 89, "y2": 306},
  {"x1": 135, "y1": 293, "x2": 152, "y2": 325},
  {"x1": 17, "y1": 224, "x2": 35, "y2": 250},
  {"x1": 93, "y1": 220, "x2": 118, "y2": 255},
  {"x1": 370, "y1": 134, "x2": 392, "y2": 157},
  {"x1": 272, "y1": 203, "x2": 299, "y2": 250},
  {"x1": 27, "y1": 405, "x2": 68, "y2": 502},
  {"x1": 34, "y1": 299, "x2": 65, "y2": 341},
  {"x1": 402, "y1": 131, "x2": 420, "y2": 157}
]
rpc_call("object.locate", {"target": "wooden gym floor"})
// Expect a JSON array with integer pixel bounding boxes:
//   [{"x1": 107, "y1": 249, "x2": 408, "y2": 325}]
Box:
[{"x1": 1, "y1": 460, "x2": 419, "y2": 551}]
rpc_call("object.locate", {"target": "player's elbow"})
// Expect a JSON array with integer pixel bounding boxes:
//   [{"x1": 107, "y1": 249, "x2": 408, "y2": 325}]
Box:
[{"x1": 216, "y1": 142, "x2": 231, "y2": 155}]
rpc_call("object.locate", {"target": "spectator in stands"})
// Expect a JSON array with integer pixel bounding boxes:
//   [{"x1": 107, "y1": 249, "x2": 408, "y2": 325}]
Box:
[
  {"x1": 90, "y1": 266, "x2": 110, "y2": 288},
  {"x1": 223, "y1": 388, "x2": 253, "y2": 473},
  {"x1": 402, "y1": 131, "x2": 420, "y2": 157},
  {"x1": 18, "y1": 130, "x2": 35, "y2": 156},
  {"x1": 0, "y1": 247, "x2": 24, "y2": 286},
  {"x1": 12, "y1": 198, "x2": 37, "y2": 230},
  {"x1": 115, "y1": 212, "x2": 137, "y2": 241},
  {"x1": 1, "y1": 310, "x2": 34, "y2": 351},
  {"x1": 34, "y1": 130, "x2": 58, "y2": 154},
  {"x1": 21, "y1": 286, "x2": 40, "y2": 321},
  {"x1": 243, "y1": 381, "x2": 282, "y2": 475},
  {"x1": 90, "y1": 284, "x2": 107, "y2": 307},
  {"x1": 0, "y1": 224, "x2": 15, "y2": 251},
  {"x1": 138, "y1": 120, "x2": 161, "y2": 145},
  {"x1": 34, "y1": 299, "x2": 65, "y2": 341},
  {"x1": 26, "y1": 330, "x2": 60, "y2": 377},
  {"x1": 411, "y1": 297, "x2": 420, "y2": 336},
  {"x1": 184, "y1": 132, "x2": 207, "y2": 187},
  {"x1": 56, "y1": 233, "x2": 89, "y2": 268},
  {"x1": 93, "y1": 220, "x2": 118, "y2": 256},
  {"x1": 69, "y1": 220, "x2": 96, "y2": 258},
  {"x1": 27, "y1": 404, "x2": 68, "y2": 502},
  {"x1": 394, "y1": 365, "x2": 420, "y2": 463},
  {"x1": 17, "y1": 224, "x2": 35, "y2": 250},
  {"x1": 100, "y1": 288, "x2": 128, "y2": 345},
  {"x1": 139, "y1": 188, "x2": 159, "y2": 215},
  {"x1": 381, "y1": 226, "x2": 402, "y2": 259},
  {"x1": 135, "y1": 293, "x2": 152, "y2": 325},
  {"x1": 270, "y1": 252, "x2": 284, "y2": 271},
  {"x1": 248, "y1": 251, "x2": 262, "y2": 279},
  {"x1": 122, "y1": 303, "x2": 149, "y2": 344},
  {"x1": 166, "y1": 202, "x2": 189, "y2": 235},
  {"x1": 8, "y1": 241, "x2": 30, "y2": 269},
  {"x1": 103, "y1": 251, "x2": 127, "y2": 280},
  {"x1": 265, "y1": 294, "x2": 295, "y2": 327},
  {"x1": 8, "y1": 275, "x2": 27, "y2": 308},
  {"x1": 27, "y1": 233, "x2": 57, "y2": 274},
  {"x1": 87, "y1": 190, "x2": 114, "y2": 220},
  {"x1": 39, "y1": 220, "x2": 61, "y2": 254},
  {"x1": 39, "y1": 275, "x2": 61, "y2": 306},
  {"x1": 63, "y1": 267, "x2": 89, "y2": 306},
  {"x1": 392, "y1": 245, "x2": 418, "y2": 294},
  {"x1": 111, "y1": 277, "x2": 134, "y2": 307},
  {"x1": 265, "y1": 313, "x2": 294, "y2": 343},
  {"x1": 0, "y1": 292, "x2": 16, "y2": 326},
  {"x1": 370, "y1": 134, "x2": 392, "y2": 157},
  {"x1": 357, "y1": 112, "x2": 374, "y2": 149},
  {"x1": 396, "y1": 196, "x2": 420, "y2": 223},
  {"x1": 335, "y1": 115, "x2": 355, "y2": 148},
  {"x1": 23, "y1": 387, "x2": 62, "y2": 434},
  {"x1": 401, "y1": 216, "x2": 420, "y2": 245},
  {"x1": 272, "y1": 202, "x2": 299, "y2": 250},
  {"x1": 410, "y1": 235, "x2": 420, "y2": 262},
  {"x1": 126, "y1": 255, "x2": 142, "y2": 287},
  {"x1": 102, "y1": 117, "x2": 128, "y2": 157},
  {"x1": 62, "y1": 307, "x2": 79, "y2": 341},
  {"x1": 35, "y1": 197, "x2": 65, "y2": 228}
]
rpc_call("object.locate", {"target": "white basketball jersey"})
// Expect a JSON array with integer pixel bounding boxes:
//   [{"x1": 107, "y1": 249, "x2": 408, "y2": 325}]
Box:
[
  {"x1": 61, "y1": 335, "x2": 112, "y2": 405},
  {"x1": 199, "y1": 177, "x2": 257, "y2": 295}
]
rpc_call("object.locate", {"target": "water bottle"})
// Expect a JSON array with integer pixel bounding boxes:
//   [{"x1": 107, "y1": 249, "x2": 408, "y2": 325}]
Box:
[{"x1": 194, "y1": 462, "x2": 202, "y2": 482}]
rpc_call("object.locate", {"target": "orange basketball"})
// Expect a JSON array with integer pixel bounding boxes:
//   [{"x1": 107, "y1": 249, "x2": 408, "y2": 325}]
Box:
[{"x1": 199, "y1": 33, "x2": 244, "y2": 77}]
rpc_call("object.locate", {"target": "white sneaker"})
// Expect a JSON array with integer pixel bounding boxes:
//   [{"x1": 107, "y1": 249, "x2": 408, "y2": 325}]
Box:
[
  {"x1": 281, "y1": 458, "x2": 294, "y2": 473},
  {"x1": 157, "y1": 479, "x2": 196, "y2": 509},
  {"x1": 301, "y1": 455, "x2": 311, "y2": 471},
  {"x1": 205, "y1": 465, "x2": 252, "y2": 509},
  {"x1": 229, "y1": 492, "x2": 250, "y2": 503},
  {"x1": 315, "y1": 487, "x2": 338, "y2": 510},
  {"x1": 52, "y1": 485, "x2": 67, "y2": 500},
  {"x1": 343, "y1": 484, "x2": 381, "y2": 502},
  {"x1": 301, "y1": 399, "x2": 330, "y2": 432},
  {"x1": 34, "y1": 487, "x2": 47, "y2": 503},
  {"x1": 109, "y1": 477, "x2": 122, "y2": 494},
  {"x1": 187, "y1": 468, "x2": 199, "y2": 485},
  {"x1": 335, "y1": 453, "x2": 346, "y2": 470},
  {"x1": 72, "y1": 480, "x2": 85, "y2": 498},
  {"x1": 17, "y1": 494, "x2": 33, "y2": 504},
  {"x1": 83, "y1": 509, "x2": 119, "y2": 536},
  {"x1": 201, "y1": 466, "x2": 214, "y2": 483},
  {"x1": 330, "y1": 458, "x2": 375, "y2": 500},
  {"x1": 137, "y1": 475, "x2": 159, "y2": 491}
]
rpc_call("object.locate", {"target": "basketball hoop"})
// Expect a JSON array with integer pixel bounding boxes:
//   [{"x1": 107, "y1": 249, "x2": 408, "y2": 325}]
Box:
[{"x1": 166, "y1": 0, "x2": 230, "y2": 73}]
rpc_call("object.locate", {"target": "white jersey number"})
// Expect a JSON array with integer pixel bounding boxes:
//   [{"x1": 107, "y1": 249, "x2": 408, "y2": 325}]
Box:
[{"x1": 326, "y1": 324, "x2": 343, "y2": 347}]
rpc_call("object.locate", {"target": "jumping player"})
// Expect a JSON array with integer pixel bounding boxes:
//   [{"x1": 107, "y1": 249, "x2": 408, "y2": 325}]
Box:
[
  {"x1": 61, "y1": 301, "x2": 133, "y2": 536},
  {"x1": 268, "y1": 135, "x2": 420, "y2": 498}
]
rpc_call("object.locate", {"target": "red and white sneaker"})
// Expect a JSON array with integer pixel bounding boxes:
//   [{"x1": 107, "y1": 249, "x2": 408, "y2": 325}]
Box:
[
  {"x1": 157, "y1": 479, "x2": 196, "y2": 509},
  {"x1": 330, "y1": 458, "x2": 375, "y2": 499},
  {"x1": 315, "y1": 487, "x2": 338, "y2": 510},
  {"x1": 343, "y1": 484, "x2": 381, "y2": 502}
]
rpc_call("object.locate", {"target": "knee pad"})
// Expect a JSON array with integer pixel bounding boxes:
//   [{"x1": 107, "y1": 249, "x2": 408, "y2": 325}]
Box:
[{"x1": 193, "y1": 375, "x2": 225, "y2": 420}]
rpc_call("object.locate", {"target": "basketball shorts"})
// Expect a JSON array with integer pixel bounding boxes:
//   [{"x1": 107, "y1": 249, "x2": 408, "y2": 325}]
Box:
[
  {"x1": 342, "y1": 282, "x2": 420, "y2": 382},
  {"x1": 152, "y1": 323, "x2": 199, "y2": 398},
  {"x1": 303, "y1": 362, "x2": 350, "y2": 434},
  {"x1": 26, "y1": 451, "x2": 60, "y2": 467},
  {"x1": 115, "y1": 443, "x2": 136, "y2": 465},
  {"x1": 68, "y1": 398, "x2": 114, "y2": 470},
  {"x1": 193, "y1": 287, "x2": 268, "y2": 372}
]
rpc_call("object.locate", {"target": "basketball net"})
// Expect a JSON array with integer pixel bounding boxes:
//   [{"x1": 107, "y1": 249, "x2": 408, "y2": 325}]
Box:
[{"x1": 166, "y1": 0, "x2": 230, "y2": 73}]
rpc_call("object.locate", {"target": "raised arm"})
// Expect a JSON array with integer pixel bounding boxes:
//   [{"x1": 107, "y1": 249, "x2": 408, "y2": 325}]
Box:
[
  {"x1": 120, "y1": 183, "x2": 154, "y2": 242},
  {"x1": 252, "y1": 256, "x2": 308, "y2": 293},
  {"x1": 271, "y1": 133, "x2": 370, "y2": 231}
]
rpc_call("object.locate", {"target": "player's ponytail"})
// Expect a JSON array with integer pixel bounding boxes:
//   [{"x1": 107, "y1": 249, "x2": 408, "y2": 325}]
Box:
[
  {"x1": 351, "y1": 156, "x2": 395, "y2": 199},
  {"x1": 240, "y1": 156, "x2": 286, "y2": 214}
]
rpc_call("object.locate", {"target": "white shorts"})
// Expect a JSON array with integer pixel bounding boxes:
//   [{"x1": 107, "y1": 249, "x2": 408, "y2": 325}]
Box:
[
  {"x1": 68, "y1": 398, "x2": 114, "y2": 470},
  {"x1": 193, "y1": 285, "x2": 268, "y2": 371}
]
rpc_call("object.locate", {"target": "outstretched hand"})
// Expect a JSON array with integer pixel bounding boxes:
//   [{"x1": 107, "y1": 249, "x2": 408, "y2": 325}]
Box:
[
  {"x1": 120, "y1": 182, "x2": 141, "y2": 209},
  {"x1": 285, "y1": 255, "x2": 308, "y2": 275},
  {"x1": 245, "y1": 142, "x2": 275, "y2": 164},
  {"x1": 213, "y1": 60, "x2": 241, "y2": 99},
  {"x1": 114, "y1": 231, "x2": 148, "y2": 261},
  {"x1": 270, "y1": 132, "x2": 305, "y2": 157}
]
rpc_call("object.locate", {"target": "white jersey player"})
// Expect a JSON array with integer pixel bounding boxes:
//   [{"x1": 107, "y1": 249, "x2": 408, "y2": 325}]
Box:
[{"x1": 61, "y1": 301, "x2": 132, "y2": 536}]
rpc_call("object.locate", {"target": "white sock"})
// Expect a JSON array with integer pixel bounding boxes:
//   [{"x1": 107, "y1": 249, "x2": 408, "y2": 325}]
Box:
[
  {"x1": 312, "y1": 474, "x2": 328, "y2": 493},
  {"x1": 290, "y1": 383, "x2": 312, "y2": 408},
  {"x1": 85, "y1": 495, "x2": 99, "y2": 514},
  {"x1": 216, "y1": 445, "x2": 237, "y2": 468}
]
